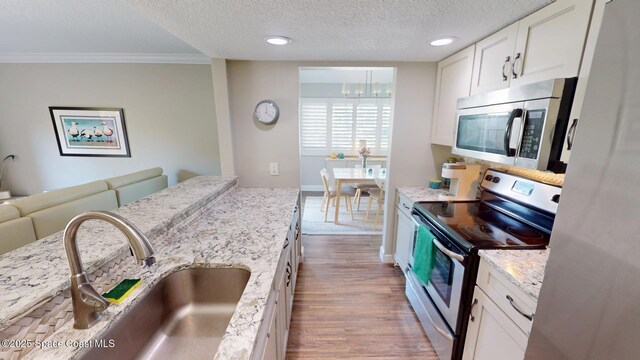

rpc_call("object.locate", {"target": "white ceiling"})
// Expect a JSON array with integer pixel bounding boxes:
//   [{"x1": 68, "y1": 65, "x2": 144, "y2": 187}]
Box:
[
  {"x1": 0, "y1": 0, "x2": 204, "y2": 59},
  {"x1": 0, "y1": 0, "x2": 554, "y2": 62},
  {"x1": 125, "y1": 0, "x2": 554, "y2": 61}
]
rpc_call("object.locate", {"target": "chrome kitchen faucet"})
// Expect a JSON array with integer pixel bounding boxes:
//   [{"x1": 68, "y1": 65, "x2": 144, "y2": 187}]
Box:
[{"x1": 63, "y1": 211, "x2": 156, "y2": 329}]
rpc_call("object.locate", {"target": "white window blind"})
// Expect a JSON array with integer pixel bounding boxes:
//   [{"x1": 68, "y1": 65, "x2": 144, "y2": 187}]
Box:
[
  {"x1": 300, "y1": 98, "x2": 392, "y2": 155},
  {"x1": 380, "y1": 105, "x2": 391, "y2": 151},
  {"x1": 331, "y1": 104, "x2": 354, "y2": 150},
  {"x1": 300, "y1": 102, "x2": 328, "y2": 149},
  {"x1": 355, "y1": 104, "x2": 378, "y2": 150}
]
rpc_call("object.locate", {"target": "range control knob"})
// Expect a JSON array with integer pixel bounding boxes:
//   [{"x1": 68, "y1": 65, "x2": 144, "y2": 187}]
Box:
[
  {"x1": 551, "y1": 194, "x2": 560, "y2": 203},
  {"x1": 485, "y1": 175, "x2": 494, "y2": 181},
  {"x1": 492, "y1": 177, "x2": 501, "y2": 183}
]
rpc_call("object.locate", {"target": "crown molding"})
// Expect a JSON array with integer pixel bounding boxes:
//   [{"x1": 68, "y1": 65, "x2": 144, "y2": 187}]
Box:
[{"x1": 0, "y1": 53, "x2": 211, "y2": 64}]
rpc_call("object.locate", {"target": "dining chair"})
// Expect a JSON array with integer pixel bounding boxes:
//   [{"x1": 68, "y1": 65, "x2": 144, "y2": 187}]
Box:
[
  {"x1": 365, "y1": 177, "x2": 385, "y2": 223},
  {"x1": 352, "y1": 164, "x2": 381, "y2": 211},
  {"x1": 320, "y1": 169, "x2": 355, "y2": 222}
]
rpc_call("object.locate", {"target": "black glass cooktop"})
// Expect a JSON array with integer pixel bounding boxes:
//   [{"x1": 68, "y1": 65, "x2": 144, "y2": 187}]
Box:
[{"x1": 414, "y1": 201, "x2": 550, "y2": 253}]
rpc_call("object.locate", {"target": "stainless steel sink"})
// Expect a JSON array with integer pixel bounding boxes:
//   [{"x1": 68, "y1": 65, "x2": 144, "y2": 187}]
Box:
[{"x1": 81, "y1": 268, "x2": 251, "y2": 360}]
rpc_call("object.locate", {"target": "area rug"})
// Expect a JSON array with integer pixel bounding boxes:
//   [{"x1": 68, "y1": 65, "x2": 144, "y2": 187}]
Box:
[{"x1": 301, "y1": 196, "x2": 383, "y2": 235}]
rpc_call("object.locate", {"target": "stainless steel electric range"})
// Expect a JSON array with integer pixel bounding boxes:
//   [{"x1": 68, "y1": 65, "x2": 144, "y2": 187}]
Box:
[{"x1": 405, "y1": 169, "x2": 561, "y2": 360}]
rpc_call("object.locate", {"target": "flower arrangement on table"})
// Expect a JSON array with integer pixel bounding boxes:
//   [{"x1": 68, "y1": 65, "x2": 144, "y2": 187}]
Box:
[{"x1": 358, "y1": 146, "x2": 371, "y2": 168}]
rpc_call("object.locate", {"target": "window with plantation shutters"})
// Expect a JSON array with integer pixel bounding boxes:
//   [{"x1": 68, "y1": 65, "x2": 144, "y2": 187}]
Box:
[
  {"x1": 299, "y1": 98, "x2": 391, "y2": 155},
  {"x1": 331, "y1": 104, "x2": 354, "y2": 150},
  {"x1": 300, "y1": 102, "x2": 328, "y2": 150},
  {"x1": 355, "y1": 103, "x2": 378, "y2": 150},
  {"x1": 380, "y1": 105, "x2": 391, "y2": 151}
]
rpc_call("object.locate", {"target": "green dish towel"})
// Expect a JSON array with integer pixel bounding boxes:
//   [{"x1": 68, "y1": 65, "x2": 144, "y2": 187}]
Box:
[{"x1": 413, "y1": 225, "x2": 436, "y2": 286}]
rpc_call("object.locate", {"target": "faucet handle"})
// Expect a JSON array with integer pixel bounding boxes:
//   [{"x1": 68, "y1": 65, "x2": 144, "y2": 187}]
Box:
[
  {"x1": 138, "y1": 256, "x2": 156, "y2": 267},
  {"x1": 78, "y1": 282, "x2": 110, "y2": 311}
]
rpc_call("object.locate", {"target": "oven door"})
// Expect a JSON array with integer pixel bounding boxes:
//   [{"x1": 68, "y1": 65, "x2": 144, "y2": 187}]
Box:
[
  {"x1": 453, "y1": 102, "x2": 525, "y2": 165},
  {"x1": 411, "y1": 214, "x2": 467, "y2": 333}
]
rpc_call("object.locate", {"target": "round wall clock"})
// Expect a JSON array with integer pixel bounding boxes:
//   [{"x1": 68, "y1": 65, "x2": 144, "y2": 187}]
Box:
[{"x1": 254, "y1": 99, "x2": 280, "y2": 125}]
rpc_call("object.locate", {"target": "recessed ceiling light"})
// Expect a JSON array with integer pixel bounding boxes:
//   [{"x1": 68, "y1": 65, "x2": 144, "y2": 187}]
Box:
[
  {"x1": 430, "y1": 37, "x2": 456, "y2": 46},
  {"x1": 266, "y1": 36, "x2": 293, "y2": 46}
]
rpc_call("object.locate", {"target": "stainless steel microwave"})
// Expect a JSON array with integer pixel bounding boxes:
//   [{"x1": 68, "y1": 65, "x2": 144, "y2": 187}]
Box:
[{"x1": 453, "y1": 78, "x2": 577, "y2": 173}]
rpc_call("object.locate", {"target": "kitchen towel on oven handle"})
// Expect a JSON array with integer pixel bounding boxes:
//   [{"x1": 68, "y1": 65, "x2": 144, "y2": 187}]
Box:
[{"x1": 413, "y1": 224, "x2": 436, "y2": 286}]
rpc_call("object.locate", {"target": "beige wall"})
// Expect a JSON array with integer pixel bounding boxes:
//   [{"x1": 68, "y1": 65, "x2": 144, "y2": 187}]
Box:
[
  {"x1": 0, "y1": 63, "x2": 220, "y2": 195},
  {"x1": 381, "y1": 63, "x2": 451, "y2": 260},
  {"x1": 227, "y1": 61, "x2": 301, "y2": 188},
  {"x1": 225, "y1": 60, "x2": 451, "y2": 260}
]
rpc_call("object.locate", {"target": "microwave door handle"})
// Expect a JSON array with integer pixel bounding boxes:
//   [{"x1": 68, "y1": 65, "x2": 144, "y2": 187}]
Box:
[
  {"x1": 432, "y1": 238, "x2": 465, "y2": 263},
  {"x1": 503, "y1": 108, "x2": 524, "y2": 157}
]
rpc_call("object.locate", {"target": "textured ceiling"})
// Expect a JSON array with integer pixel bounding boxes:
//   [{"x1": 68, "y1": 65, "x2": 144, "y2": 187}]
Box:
[
  {"x1": 0, "y1": 0, "x2": 202, "y2": 55},
  {"x1": 125, "y1": 0, "x2": 554, "y2": 61}
]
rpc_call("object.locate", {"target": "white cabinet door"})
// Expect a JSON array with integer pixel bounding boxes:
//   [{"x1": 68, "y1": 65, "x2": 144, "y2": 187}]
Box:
[
  {"x1": 470, "y1": 23, "x2": 519, "y2": 95},
  {"x1": 561, "y1": 0, "x2": 606, "y2": 163},
  {"x1": 511, "y1": 0, "x2": 593, "y2": 87},
  {"x1": 463, "y1": 287, "x2": 528, "y2": 360},
  {"x1": 262, "y1": 301, "x2": 278, "y2": 360},
  {"x1": 393, "y1": 207, "x2": 414, "y2": 274},
  {"x1": 431, "y1": 45, "x2": 475, "y2": 146},
  {"x1": 276, "y1": 276, "x2": 288, "y2": 360}
]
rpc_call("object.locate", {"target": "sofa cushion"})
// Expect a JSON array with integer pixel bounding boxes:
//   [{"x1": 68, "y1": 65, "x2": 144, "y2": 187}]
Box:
[
  {"x1": 115, "y1": 175, "x2": 168, "y2": 206},
  {"x1": 105, "y1": 168, "x2": 163, "y2": 189},
  {"x1": 28, "y1": 190, "x2": 118, "y2": 239},
  {"x1": 10, "y1": 180, "x2": 109, "y2": 216},
  {"x1": 0, "y1": 204, "x2": 20, "y2": 223},
  {"x1": 0, "y1": 217, "x2": 37, "y2": 255}
]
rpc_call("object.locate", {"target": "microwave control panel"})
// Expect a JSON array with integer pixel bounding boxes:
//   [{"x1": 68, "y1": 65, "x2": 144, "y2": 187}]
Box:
[{"x1": 519, "y1": 110, "x2": 546, "y2": 159}]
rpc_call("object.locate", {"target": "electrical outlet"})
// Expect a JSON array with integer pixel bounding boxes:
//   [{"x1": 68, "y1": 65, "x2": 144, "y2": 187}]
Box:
[{"x1": 269, "y1": 162, "x2": 279, "y2": 176}]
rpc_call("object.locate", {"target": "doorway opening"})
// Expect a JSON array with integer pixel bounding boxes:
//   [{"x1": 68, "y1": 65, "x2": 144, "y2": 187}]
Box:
[{"x1": 298, "y1": 67, "x2": 395, "y2": 235}]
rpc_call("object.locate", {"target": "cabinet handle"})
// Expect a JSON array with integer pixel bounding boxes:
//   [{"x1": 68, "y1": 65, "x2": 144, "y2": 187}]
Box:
[
  {"x1": 469, "y1": 298, "x2": 479, "y2": 322},
  {"x1": 512, "y1": 52, "x2": 521, "y2": 79},
  {"x1": 286, "y1": 262, "x2": 292, "y2": 287},
  {"x1": 566, "y1": 118, "x2": 578, "y2": 150},
  {"x1": 502, "y1": 56, "x2": 511, "y2": 81},
  {"x1": 506, "y1": 295, "x2": 534, "y2": 321}
]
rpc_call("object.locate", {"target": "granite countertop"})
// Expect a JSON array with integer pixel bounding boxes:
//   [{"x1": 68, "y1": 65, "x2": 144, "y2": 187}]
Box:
[
  {"x1": 478, "y1": 249, "x2": 550, "y2": 300},
  {"x1": 0, "y1": 176, "x2": 299, "y2": 360},
  {"x1": 397, "y1": 186, "x2": 448, "y2": 203}
]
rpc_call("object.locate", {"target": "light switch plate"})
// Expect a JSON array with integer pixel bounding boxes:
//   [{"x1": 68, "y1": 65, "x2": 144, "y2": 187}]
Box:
[{"x1": 269, "y1": 162, "x2": 279, "y2": 176}]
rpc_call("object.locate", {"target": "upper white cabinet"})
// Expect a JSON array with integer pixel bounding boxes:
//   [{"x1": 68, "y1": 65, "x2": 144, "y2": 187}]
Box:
[
  {"x1": 470, "y1": 0, "x2": 594, "y2": 95},
  {"x1": 561, "y1": 0, "x2": 607, "y2": 163},
  {"x1": 511, "y1": 0, "x2": 594, "y2": 87},
  {"x1": 431, "y1": 45, "x2": 475, "y2": 146},
  {"x1": 471, "y1": 23, "x2": 519, "y2": 95}
]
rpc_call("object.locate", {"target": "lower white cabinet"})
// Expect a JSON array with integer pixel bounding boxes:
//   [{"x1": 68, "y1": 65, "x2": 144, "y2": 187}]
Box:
[
  {"x1": 463, "y1": 258, "x2": 537, "y2": 360},
  {"x1": 253, "y1": 199, "x2": 302, "y2": 360},
  {"x1": 393, "y1": 192, "x2": 415, "y2": 273},
  {"x1": 262, "y1": 296, "x2": 278, "y2": 360},
  {"x1": 463, "y1": 287, "x2": 528, "y2": 360}
]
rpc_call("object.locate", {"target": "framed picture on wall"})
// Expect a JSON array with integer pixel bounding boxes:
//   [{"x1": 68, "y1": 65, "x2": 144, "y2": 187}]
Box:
[{"x1": 49, "y1": 107, "x2": 131, "y2": 157}]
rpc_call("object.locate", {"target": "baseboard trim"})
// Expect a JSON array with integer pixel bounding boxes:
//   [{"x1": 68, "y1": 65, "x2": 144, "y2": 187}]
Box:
[
  {"x1": 379, "y1": 246, "x2": 395, "y2": 264},
  {"x1": 301, "y1": 185, "x2": 324, "y2": 192}
]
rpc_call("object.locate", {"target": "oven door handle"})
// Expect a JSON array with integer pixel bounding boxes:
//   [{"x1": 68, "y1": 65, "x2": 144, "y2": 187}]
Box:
[{"x1": 432, "y1": 238, "x2": 465, "y2": 263}]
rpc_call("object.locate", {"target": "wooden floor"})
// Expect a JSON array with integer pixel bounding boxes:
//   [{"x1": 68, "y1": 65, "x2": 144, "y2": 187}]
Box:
[{"x1": 286, "y1": 234, "x2": 438, "y2": 359}]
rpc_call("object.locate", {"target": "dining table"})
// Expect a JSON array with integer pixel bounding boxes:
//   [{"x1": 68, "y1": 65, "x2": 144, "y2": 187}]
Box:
[{"x1": 332, "y1": 167, "x2": 386, "y2": 224}]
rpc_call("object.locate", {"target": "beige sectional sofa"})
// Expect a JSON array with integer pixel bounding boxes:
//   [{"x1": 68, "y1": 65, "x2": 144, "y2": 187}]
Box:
[
  {"x1": 105, "y1": 167, "x2": 168, "y2": 206},
  {"x1": 0, "y1": 167, "x2": 168, "y2": 255},
  {"x1": 0, "y1": 204, "x2": 37, "y2": 255}
]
